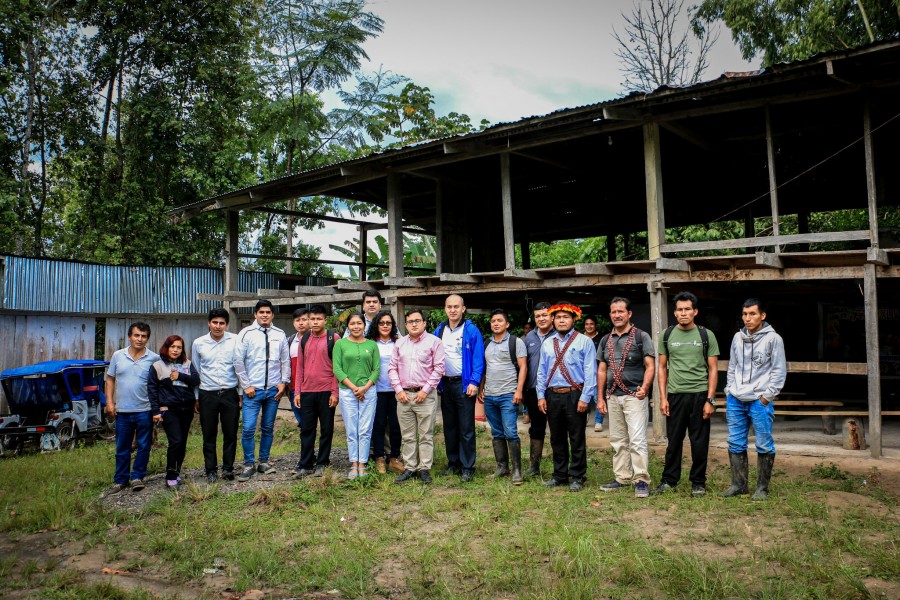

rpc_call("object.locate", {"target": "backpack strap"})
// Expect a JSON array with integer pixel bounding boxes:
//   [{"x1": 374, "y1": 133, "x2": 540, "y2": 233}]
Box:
[
  {"x1": 300, "y1": 331, "x2": 335, "y2": 361},
  {"x1": 663, "y1": 325, "x2": 709, "y2": 371},
  {"x1": 662, "y1": 325, "x2": 675, "y2": 356},
  {"x1": 508, "y1": 334, "x2": 519, "y2": 370}
]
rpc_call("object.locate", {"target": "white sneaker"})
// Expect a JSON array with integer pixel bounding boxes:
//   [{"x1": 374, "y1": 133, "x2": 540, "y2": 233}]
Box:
[{"x1": 594, "y1": 423, "x2": 603, "y2": 432}]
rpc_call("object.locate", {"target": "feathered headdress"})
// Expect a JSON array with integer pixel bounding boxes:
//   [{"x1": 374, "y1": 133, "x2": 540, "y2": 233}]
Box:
[{"x1": 548, "y1": 303, "x2": 582, "y2": 321}]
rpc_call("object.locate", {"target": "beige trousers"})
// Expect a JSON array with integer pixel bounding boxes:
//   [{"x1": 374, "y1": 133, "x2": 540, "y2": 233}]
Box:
[
  {"x1": 607, "y1": 393, "x2": 651, "y2": 485},
  {"x1": 397, "y1": 389, "x2": 437, "y2": 471}
]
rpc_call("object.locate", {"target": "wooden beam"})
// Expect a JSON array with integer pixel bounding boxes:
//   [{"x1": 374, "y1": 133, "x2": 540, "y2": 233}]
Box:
[
  {"x1": 337, "y1": 280, "x2": 374, "y2": 291},
  {"x1": 384, "y1": 277, "x2": 425, "y2": 287},
  {"x1": 659, "y1": 230, "x2": 870, "y2": 253},
  {"x1": 224, "y1": 210, "x2": 240, "y2": 332},
  {"x1": 863, "y1": 98, "x2": 880, "y2": 247},
  {"x1": 863, "y1": 263, "x2": 882, "y2": 457},
  {"x1": 439, "y1": 273, "x2": 482, "y2": 284},
  {"x1": 648, "y1": 278, "x2": 668, "y2": 441},
  {"x1": 251, "y1": 207, "x2": 370, "y2": 227},
  {"x1": 867, "y1": 247, "x2": 889, "y2": 265},
  {"x1": 660, "y1": 122, "x2": 714, "y2": 152},
  {"x1": 294, "y1": 285, "x2": 338, "y2": 295},
  {"x1": 503, "y1": 269, "x2": 543, "y2": 280},
  {"x1": 257, "y1": 289, "x2": 306, "y2": 298},
  {"x1": 500, "y1": 153, "x2": 516, "y2": 271},
  {"x1": 574, "y1": 262, "x2": 612, "y2": 276},
  {"x1": 643, "y1": 122, "x2": 665, "y2": 260},
  {"x1": 387, "y1": 174, "x2": 403, "y2": 278},
  {"x1": 435, "y1": 181, "x2": 444, "y2": 274},
  {"x1": 239, "y1": 253, "x2": 366, "y2": 268},
  {"x1": 765, "y1": 106, "x2": 782, "y2": 252},
  {"x1": 197, "y1": 292, "x2": 258, "y2": 301},
  {"x1": 603, "y1": 106, "x2": 641, "y2": 120},
  {"x1": 656, "y1": 258, "x2": 690, "y2": 272},
  {"x1": 755, "y1": 251, "x2": 784, "y2": 269},
  {"x1": 229, "y1": 290, "x2": 397, "y2": 308}
]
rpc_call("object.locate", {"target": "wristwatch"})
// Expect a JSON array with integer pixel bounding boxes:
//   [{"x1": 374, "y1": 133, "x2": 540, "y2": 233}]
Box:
[{"x1": 706, "y1": 397, "x2": 716, "y2": 407}]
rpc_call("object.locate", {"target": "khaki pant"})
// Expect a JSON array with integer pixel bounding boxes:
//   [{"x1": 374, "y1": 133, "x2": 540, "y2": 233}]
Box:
[
  {"x1": 607, "y1": 393, "x2": 650, "y2": 485},
  {"x1": 397, "y1": 390, "x2": 437, "y2": 471}
]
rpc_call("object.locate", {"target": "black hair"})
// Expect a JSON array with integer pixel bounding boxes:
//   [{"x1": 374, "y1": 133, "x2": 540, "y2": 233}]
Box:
[
  {"x1": 308, "y1": 304, "x2": 328, "y2": 316},
  {"x1": 208, "y1": 308, "x2": 229, "y2": 323},
  {"x1": 345, "y1": 311, "x2": 367, "y2": 331},
  {"x1": 490, "y1": 308, "x2": 510, "y2": 322},
  {"x1": 254, "y1": 300, "x2": 274, "y2": 313},
  {"x1": 367, "y1": 310, "x2": 399, "y2": 341},
  {"x1": 128, "y1": 322, "x2": 151, "y2": 336},
  {"x1": 742, "y1": 298, "x2": 765, "y2": 313},
  {"x1": 609, "y1": 296, "x2": 632, "y2": 311},
  {"x1": 292, "y1": 308, "x2": 309, "y2": 319},
  {"x1": 404, "y1": 308, "x2": 425, "y2": 321},
  {"x1": 534, "y1": 301, "x2": 552, "y2": 312},
  {"x1": 583, "y1": 314, "x2": 598, "y2": 325},
  {"x1": 362, "y1": 289, "x2": 383, "y2": 303},
  {"x1": 672, "y1": 291, "x2": 698, "y2": 309}
]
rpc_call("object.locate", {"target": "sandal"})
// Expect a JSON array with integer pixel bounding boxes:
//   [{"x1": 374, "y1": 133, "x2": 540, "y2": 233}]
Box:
[
  {"x1": 347, "y1": 465, "x2": 359, "y2": 480},
  {"x1": 357, "y1": 465, "x2": 368, "y2": 478}
]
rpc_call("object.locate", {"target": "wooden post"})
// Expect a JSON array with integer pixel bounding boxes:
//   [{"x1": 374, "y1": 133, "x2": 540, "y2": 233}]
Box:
[
  {"x1": 648, "y1": 279, "x2": 668, "y2": 441},
  {"x1": 387, "y1": 174, "x2": 404, "y2": 278},
  {"x1": 500, "y1": 153, "x2": 516, "y2": 270},
  {"x1": 224, "y1": 210, "x2": 240, "y2": 332},
  {"x1": 391, "y1": 298, "x2": 407, "y2": 335},
  {"x1": 765, "y1": 106, "x2": 782, "y2": 252},
  {"x1": 863, "y1": 99, "x2": 879, "y2": 247},
  {"x1": 643, "y1": 122, "x2": 665, "y2": 260},
  {"x1": 863, "y1": 263, "x2": 882, "y2": 457},
  {"x1": 606, "y1": 234, "x2": 617, "y2": 262},
  {"x1": 359, "y1": 224, "x2": 368, "y2": 281},
  {"x1": 435, "y1": 181, "x2": 444, "y2": 274}
]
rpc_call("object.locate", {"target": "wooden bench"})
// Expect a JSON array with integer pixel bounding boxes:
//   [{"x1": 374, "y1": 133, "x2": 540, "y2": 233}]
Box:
[{"x1": 772, "y1": 400, "x2": 844, "y2": 434}]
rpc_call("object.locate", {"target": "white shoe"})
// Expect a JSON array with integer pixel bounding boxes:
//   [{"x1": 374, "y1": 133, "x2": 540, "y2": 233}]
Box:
[{"x1": 594, "y1": 423, "x2": 603, "y2": 432}]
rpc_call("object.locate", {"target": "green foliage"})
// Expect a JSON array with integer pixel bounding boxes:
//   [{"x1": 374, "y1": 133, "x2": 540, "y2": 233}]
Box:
[
  {"x1": 693, "y1": 0, "x2": 900, "y2": 65},
  {"x1": 329, "y1": 231, "x2": 435, "y2": 280}
]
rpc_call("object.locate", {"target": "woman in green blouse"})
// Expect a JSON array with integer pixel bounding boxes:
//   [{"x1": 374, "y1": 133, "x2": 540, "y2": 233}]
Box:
[{"x1": 334, "y1": 312, "x2": 380, "y2": 479}]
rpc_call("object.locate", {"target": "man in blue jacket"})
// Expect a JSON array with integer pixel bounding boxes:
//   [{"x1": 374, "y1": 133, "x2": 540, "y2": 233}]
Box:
[{"x1": 433, "y1": 294, "x2": 485, "y2": 482}]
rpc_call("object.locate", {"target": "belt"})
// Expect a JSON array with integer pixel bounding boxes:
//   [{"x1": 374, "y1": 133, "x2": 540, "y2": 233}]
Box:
[
  {"x1": 548, "y1": 386, "x2": 581, "y2": 394},
  {"x1": 404, "y1": 387, "x2": 423, "y2": 393},
  {"x1": 442, "y1": 375, "x2": 463, "y2": 382},
  {"x1": 202, "y1": 388, "x2": 236, "y2": 394}
]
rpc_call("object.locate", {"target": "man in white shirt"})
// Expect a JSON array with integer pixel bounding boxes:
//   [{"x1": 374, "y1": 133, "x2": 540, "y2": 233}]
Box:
[
  {"x1": 192, "y1": 308, "x2": 240, "y2": 483},
  {"x1": 233, "y1": 300, "x2": 291, "y2": 482}
]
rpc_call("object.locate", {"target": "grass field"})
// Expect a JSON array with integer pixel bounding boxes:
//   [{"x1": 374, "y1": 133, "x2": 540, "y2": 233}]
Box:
[{"x1": 0, "y1": 419, "x2": 897, "y2": 599}]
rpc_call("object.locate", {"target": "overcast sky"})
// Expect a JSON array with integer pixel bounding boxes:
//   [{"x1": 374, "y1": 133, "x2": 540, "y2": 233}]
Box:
[{"x1": 302, "y1": 0, "x2": 760, "y2": 277}]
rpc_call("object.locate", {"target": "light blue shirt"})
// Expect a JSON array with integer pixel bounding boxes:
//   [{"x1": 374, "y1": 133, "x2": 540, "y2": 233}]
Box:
[
  {"x1": 107, "y1": 347, "x2": 160, "y2": 413},
  {"x1": 191, "y1": 332, "x2": 239, "y2": 391},
  {"x1": 536, "y1": 330, "x2": 597, "y2": 404},
  {"x1": 375, "y1": 338, "x2": 395, "y2": 392}
]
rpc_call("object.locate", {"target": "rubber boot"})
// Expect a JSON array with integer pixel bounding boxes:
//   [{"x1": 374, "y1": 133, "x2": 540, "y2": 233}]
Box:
[
  {"x1": 752, "y1": 453, "x2": 775, "y2": 500},
  {"x1": 508, "y1": 440, "x2": 523, "y2": 485},
  {"x1": 525, "y1": 438, "x2": 543, "y2": 477},
  {"x1": 718, "y1": 451, "x2": 750, "y2": 497},
  {"x1": 492, "y1": 439, "x2": 510, "y2": 476}
]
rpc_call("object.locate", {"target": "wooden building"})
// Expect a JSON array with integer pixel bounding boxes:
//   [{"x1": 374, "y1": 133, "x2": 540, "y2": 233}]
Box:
[{"x1": 173, "y1": 41, "x2": 900, "y2": 457}]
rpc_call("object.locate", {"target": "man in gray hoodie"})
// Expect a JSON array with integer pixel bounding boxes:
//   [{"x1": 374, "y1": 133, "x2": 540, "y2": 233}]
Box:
[{"x1": 721, "y1": 298, "x2": 786, "y2": 500}]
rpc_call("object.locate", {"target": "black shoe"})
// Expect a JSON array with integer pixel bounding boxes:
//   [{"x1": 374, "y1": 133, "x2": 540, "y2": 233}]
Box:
[
  {"x1": 653, "y1": 482, "x2": 675, "y2": 495},
  {"x1": 206, "y1": 472, "x2": 218, "y2": 484},
  {"x1": 130, "y1": 479, "x2": 145, "y2": 492},
  {"x1": 293, "y1": 468, "x2": 314, "y2": 480},
  {"x1": 222, "y1": 470, "x2": 235, "y2": 481},
  {"x1": 460, "y1": 470, "x2": 474, "y2": 483},
  {"x1": 257, "y1": 462, "x2": 276, "y2": 475},
  {"x1": 441, "y1": 465, "x2": 461, "y2": 477},
  {"x1": 691, "y1": 484, "x2": 707, "y2": 497},
  {"x1": 395, "y1": 470, "x2": 417, "y2": 483},
  {"x1": 419, "y1": 470, "x2": 432, "y2": 484},
  {"x1": 313, "y1": 465, "x2": 326, "y2": 477},
  {"x1": 237, "y1": 465, "x2": 255, "y2": 482},
  {"x1": 543, "y1": 478, "x2": 567, "y2": 487},
  {"x1": 569, "y1": 480, "x2": 584, "y2": 492}
]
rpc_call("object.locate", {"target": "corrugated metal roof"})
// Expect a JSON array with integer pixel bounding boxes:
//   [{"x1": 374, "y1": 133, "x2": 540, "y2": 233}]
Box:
[{"x1": 0, "y1": 255, "x2": 303, "y2": 315}]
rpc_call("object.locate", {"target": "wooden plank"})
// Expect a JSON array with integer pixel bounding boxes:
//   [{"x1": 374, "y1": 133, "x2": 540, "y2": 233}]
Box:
[
  {"x1": 224, "y1": 210, "x2": 240, "y2": 331},
  {"x1": 774, "y1": 401, "x2": 843, "y2": 407},
  {"x1": 648, "y1": 278, "x2": 668, "y2": 442},
  {"x1": 867, "y1": 247, "x2": 889, "y2": 266},
  {"x1": 257, "y1": 289, "x2": 305, "y2": 298},
  {"x1": 384, "y1": 277, "x2": 425, "y2": 288},
  {"x1": 659, "y1": 230, "x2": 870, "y2": 253},
  {"x1": 439, "y1": 273, "x2": 482, "y2": 283},
  {"x1": 717, "y1": 360, "x2": 867, "y2": 375},
  {"x1": 863, "y1": 263, "x2": 882, "y2": 457},
  {"x1": 774, "y1": 411, "x2": 874, "y2": 416},
  {"x1": 500, "y1": 153, "x2": 516, "y2": 271},
  {"x1": 228, "y1": 290, "x2": 396, "y2": 308},
  {"x1": 656, "y1": 258, "x2": 690, "y2": 272},
  {"x1": 197, "y1": 292, "x2": 257, "y2": 301},
  {"x1": 643, "y1": 122, "x2": 665, "y2": 260},
  {"x1": 574, "y1": 263, "x2": 612, "y2": 276},
  {"x1": 765, "y1": 106, "x2": 781, "y2": 251},
  {"x1": 387, "y1": 174, "x2": 403, "y2": 278},
  {"x1": 755, "y1": 251, "x2": 783, "y2": 269},
  {"x1": 294, "y1": 285, "x2": 338, "y2": 294},
  {"x1": 863, "y1": 99, "x2": 879, "y2": 247},
  {"x1": 337, "y1": 280, "x2": 375, "y2": 291},
  {"x1": 503, "y1": 269, "x2": 543, "y2": 280}
]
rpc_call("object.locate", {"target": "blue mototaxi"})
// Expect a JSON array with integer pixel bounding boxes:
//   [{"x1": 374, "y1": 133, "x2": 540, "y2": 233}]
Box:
[{"x1": 0, "y1": 360, "x2": 112, "y2": 454}]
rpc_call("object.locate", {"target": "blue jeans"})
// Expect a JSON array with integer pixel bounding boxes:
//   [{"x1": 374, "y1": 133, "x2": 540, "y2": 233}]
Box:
[
  {"x1": 289, "y1": 390, "x2": 302, "y2": 428},
  {"x1": 340, "y1": 387, "x2": 377, "y2": 463},
  {"x1": 114, "y1": 411, "x2": 153, "y2": 484},
  {"x1": 241, "y1": 386, "x2": 280, "y2": 465},
  {"x1": 588, "y1": 398, "x2": 605, "y2": 425},
  {"x1": 726, "y1": 394, "x2": 775, "y2": 455},
  {"x1": 483, "y1": 394, "x2": 520, "y2": 441}
]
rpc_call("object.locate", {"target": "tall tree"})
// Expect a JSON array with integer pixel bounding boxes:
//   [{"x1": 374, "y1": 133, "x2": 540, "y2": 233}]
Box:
[
  {"x1": 693, "y1": 0, "x2": 900, "y2": 65},
  {"x1": 613, "y1": 0, "x2": 718, "y2": 93}
]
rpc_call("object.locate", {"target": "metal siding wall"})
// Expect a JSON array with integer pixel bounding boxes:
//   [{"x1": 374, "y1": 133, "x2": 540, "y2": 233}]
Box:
[{"x1": 103, "y1": 317, "x2": 213, "y2": 362}]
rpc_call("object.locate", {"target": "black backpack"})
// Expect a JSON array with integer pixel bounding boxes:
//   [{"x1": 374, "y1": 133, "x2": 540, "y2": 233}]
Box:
[
  {"x1": 599, "y1": 327, "x2": 646, "y2": 363},
  {"x1": 484, "y1": 333, "x2": 521, "y2": 371},
  {"x1": 300, "y1": 330, "x2": 336, "y2": 360},
  {"x1": 662, "y1": 325, "x2": 709, "y2": 370}
]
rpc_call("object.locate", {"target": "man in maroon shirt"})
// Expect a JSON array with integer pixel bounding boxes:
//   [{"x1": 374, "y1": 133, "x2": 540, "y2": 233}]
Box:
[{"x1": 293, "y1": 305, "x2": 341, "y2": 478}]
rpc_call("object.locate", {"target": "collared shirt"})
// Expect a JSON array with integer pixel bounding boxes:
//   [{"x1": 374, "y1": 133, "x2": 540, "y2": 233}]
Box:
[
  {"x1": 191, "y1": 332, "x2": 239, "y2": 391},
  {"x1": 388, "y1": 332, "x2": 446, "y2": 394},
  {"x1": 441, "y1": 323, "x2": 464, "y2": 376},
  {"x1": 524, "y1": 328, "x2": 554, "y2": 390},
  {"x1": 294, "y1": 331, "x2": 340, "y2": 396},
  {"x1": 483, "y1": 333, "x2": 527, "y2": 397},
  {"x1": 107, "y1": 347, "x2": 160, "y2": 413},
  {"x1": 598, "y1": 326, "x2": 656, "y2": 396},
  {"x1": 233, "y1": 321, "x2": 291, "y2": 390},
  {"x1": 536, "y1": 329, "x2": 597, "y2": 404}
]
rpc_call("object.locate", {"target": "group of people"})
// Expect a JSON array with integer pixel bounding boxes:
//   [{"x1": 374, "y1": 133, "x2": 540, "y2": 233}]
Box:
[{"x1": 103, "y1": 288, "x2": 786, "y2": 502}]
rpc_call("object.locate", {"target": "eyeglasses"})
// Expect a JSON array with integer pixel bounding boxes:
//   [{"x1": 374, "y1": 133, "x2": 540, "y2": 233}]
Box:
[
  {"x1": 378, "y1": 321, "x2": 393, "y2": 326},
  {"x1": 405, "y1": 319, "x2": 424, "y2": 325}
]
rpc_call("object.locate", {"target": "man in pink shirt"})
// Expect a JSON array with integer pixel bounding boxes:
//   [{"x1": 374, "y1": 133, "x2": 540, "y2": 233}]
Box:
[
  {"x1": 293, "y1": 305, "x2": 341, "y2": 478},
  {"x1": 388, "y1": 308, "x2": 445, "y2": 483}
]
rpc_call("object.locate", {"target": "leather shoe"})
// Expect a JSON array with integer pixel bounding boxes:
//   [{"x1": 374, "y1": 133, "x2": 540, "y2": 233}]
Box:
[
  {"x1": 394, "y1": 470, "x2": 417, "y2": 483},
  {"x1": 388, "y1": 457, "x2": 404, "y2": 474},
  {"x1": 375, "y1": 457, "x2": 387, "y2": 474},
  {"x1": 569, "y1": 480, "x2": 584, "y2": 492},
  {"x1": 419, "y1": 470, "x2": 432, "y2": 484},
  {"x1": 460, "y1": 470, "x2": 474, "y2": 483},
  {"x1": 543, "y1": 478, "x2": 567, "y2": 487},
  {"x1": 293, "y1": 468, "x2": 314, "y2": 479},
  {"x1": 441, "y1": 465, "x2": 461, "y2": 476}
]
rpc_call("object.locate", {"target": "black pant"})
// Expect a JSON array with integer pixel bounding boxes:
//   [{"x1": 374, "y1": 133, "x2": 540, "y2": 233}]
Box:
[
  {"x1": 198, "y1": 388, "x2": 239, "y2": 474},
  {"x1": 372, "y1": 391, "x2": 401, "y2": 459},
  {"x1": 523, "y1": 388, "x2": 547, "y2": 441},
  {"x1": 299, "y1": 391, "x2": 336, "y2": 469},
  {"x1": 546, "y1": 389, "x2": 588, "y2": 483},
  {"x1": 440, "y1": 379, "x2": 476, "y2": 472},
  {"x1": 161, "y1": 405, "x2": 194, "y2": 480},
  {"x1": 662, "y1": 392, "x2": 711, "y2": 486}
]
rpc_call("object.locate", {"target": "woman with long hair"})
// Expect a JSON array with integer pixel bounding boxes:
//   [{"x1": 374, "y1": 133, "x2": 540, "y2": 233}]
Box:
[
  {"x1": 366, "y1": 310, "x2": 404, "y2": 474},
  {"x1": 148, "y1": 335, "x2": 200, "y2": 488},
  {"x1": 333, "y1": 312, "x2": 380, "y2": 479}
]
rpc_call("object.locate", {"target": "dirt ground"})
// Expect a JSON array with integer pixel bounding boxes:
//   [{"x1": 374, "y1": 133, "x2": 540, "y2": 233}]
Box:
[{"x1": 2, "y1": 411, "x2": 898, "y2": 599}]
